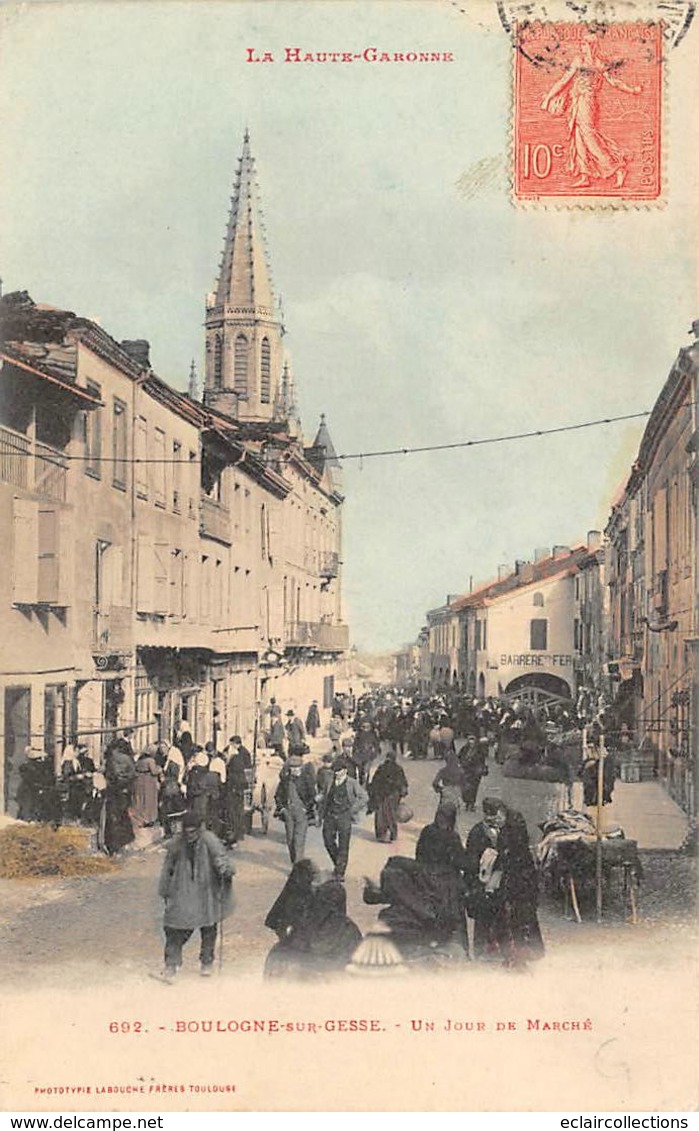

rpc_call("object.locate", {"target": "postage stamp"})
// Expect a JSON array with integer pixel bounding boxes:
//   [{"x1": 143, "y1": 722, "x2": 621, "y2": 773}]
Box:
[{"x1": 513, "y1": 22, "x2": 663, "y2": 204}]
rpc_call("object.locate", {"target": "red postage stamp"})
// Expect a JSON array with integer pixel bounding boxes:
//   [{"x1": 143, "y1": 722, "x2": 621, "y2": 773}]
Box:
[{"x1": 513, "y1": 22, "x2": 663, "y2": 203}]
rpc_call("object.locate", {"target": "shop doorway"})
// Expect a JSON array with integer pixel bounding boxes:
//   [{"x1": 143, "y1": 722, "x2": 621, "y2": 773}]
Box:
[{"x1": 4, "y1": 686, "x2": 31, "y2": 816}]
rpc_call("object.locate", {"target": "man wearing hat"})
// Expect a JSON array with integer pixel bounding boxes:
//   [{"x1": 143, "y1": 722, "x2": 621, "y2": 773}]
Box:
[
  {"x1": 156, "y1": 811, "x2": 234, "y2": 982},
  {"x1": 285, "y1": 709, "x2": 306, "y2": 749},
  {"x1": 274, "y1": 744, "x2": 317, "y2": 864},
  {"x1": 319, "y1": 757, "x2": 367, "y2": 881}
]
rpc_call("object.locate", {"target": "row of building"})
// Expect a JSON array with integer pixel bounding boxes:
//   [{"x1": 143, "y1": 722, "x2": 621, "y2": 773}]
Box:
[
  {"x1": 397, "y1": 323, "x2": 699, "y2": 815},
  {"x1": 0, "y1": 133, "x2": 349, "y2": 817}
]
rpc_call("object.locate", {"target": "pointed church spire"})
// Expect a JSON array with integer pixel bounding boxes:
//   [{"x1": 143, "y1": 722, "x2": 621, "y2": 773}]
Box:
[
  {"x1": 310, "y1": 414, "x2": 342, "y2": 491},
  {"x1": 313, "y1": 413, "x2": 341, "y2": 467},
  {"x1": 214, "y1": 130, "x2": 275, "y2": 316},
  {"x1": 187, "y1": 358, "x2": 200, "y2": 401},
  {"x1": 204, "y1": 132, "x2": 285, "y2": 422}
]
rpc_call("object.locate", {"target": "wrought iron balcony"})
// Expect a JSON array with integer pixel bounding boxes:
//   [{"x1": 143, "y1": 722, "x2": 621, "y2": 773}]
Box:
[
  {"x1": 284, "y1": 621, "x2": 350, "y2": 652},
  {"x1": 319, "y1": 550, "x2": 339, "y2": 579}
]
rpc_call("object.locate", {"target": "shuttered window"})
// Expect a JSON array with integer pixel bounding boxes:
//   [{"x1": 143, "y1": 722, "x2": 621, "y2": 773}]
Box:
[{"x1": 530, "y1": 619, "x2": 548, "y2": 650}]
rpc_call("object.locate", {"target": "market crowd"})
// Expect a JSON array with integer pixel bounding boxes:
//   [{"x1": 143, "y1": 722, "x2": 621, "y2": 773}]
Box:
[{"x1": 15, "y1": 684, "x2": 622, "y2": 982}]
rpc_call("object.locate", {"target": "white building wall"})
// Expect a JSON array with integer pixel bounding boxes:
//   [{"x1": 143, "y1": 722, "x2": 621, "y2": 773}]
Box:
[{"x1": 481, "y1": 574, "x2": 577, "y2": 698}]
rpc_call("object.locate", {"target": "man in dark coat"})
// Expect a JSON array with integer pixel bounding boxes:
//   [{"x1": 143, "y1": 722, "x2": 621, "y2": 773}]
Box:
[
  {"x1": 274, "y1": 745, "x2": 317, "y2": 864},
  {"x1": 319, "y1": 758, "x2": 367, "y2": 881},
  {"x1": 285, "y1": 709, "x2": 306, "y2": 748},
  {"x1": 156, "y1": 811, "x2": 234, "y2": 982},
  {"x1": 351, "y1": 718, "x2": 380, "y2": 786},
  {"x1": 459, "y1": 736, "x2": 489, "y2": 810},
  {"x1": 367, "y1": 750, "x2": 408, "y2": 842},
  {"x1": 223, "y1": 736, "x2": 252, "y2": 845},
  {"x1": 305, "y1": 700, "x2": 321, "y2": 738}
]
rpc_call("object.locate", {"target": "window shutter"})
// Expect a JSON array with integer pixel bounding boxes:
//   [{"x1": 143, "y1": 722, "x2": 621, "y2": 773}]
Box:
[
  {"x1": 153, "y1": 543, "x2": 169, "y2": 615},
  {"x1": 37, "y1": 507, "x2": 59, "y2": 604},
  {"x1": 268, "y1": 582, "x2": 284, "y2": 640},
  {"x1": 56, "y1": 510, "x2": 75, "y2": 608},
  {"x1": 12, "y1": 497, "x2": 38, "y2": 604},
  {"x1": 185, "y1": 552, "x2": 197, "y2": 621},
  {"x1": 137, "y1": 535, "x2": 154, "y2": 613},
  {"x1": 653, "y1": 487, "x2": 667, "y2": 575},
  {"x1": 108, "y1": 545, "x2": 124, "y2": 607}
]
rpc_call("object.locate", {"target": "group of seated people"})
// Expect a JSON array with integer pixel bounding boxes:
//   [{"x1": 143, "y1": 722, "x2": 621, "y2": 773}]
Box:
[{"x1": 263, "y1": 796, "x2": 545, "y2": 978}]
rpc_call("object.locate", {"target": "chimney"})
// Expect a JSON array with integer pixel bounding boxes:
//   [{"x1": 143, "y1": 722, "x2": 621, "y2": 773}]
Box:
[
  {"x1": 120, "y1": 339, "x2": 150, "y2": 368},
  {"x1": 498, "y1": 564, "x2": 510, "y2": 581},
  {"x1": 534, "y1": 546, "x2": 550, "y2": 561},
  {"x1": 587, "y1": 530, "x2": 602, "y2": 552},
  {"x1": 514, "y1": 559, "x2": 528, "y2": 575},
  {"x1": 552, "y1": 544, "x2": 571, "y2": 559}
]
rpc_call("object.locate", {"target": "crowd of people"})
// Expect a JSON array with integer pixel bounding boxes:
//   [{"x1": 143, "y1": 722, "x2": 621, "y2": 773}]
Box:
[
  {"x1": 14, "y1": 683, "x2": 618, "y2": 982},
  {"x1": 16, "y1": 723, "x2": 257, "y2": 857}
]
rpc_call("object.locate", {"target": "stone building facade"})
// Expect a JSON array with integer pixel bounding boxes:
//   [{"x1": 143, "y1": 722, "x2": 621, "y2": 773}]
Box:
[
  {"x1": 0, "y1": 134, "x2": 348, "y2": 815},
  {"x1": 606, "y1": 326, "x2": 698, "y2": 813}
]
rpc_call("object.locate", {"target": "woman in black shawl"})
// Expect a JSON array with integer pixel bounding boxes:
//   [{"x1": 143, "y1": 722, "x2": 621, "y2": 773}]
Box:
[
  {"x1": 103, "y1": 738, "x2": 136, "y2": 855},
  {"x1": 363, "y1": 803, "x2": 468, "y2": 958},
  {"x1": 264, "y1": 871, "x2": 361, "y2": 979},
  {"x1": 464, "y1": 797, "x2": 544, "y2": 966},
  {"x1": 367, "y1": 750, "x2": 408, "y2": 842}
]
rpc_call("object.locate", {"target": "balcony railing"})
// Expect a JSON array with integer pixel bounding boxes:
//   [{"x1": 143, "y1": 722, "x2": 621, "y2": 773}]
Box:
[
  {"x1": 200, "y1": 494, "x2": 232, "y2": 544},
  {"x1": 0, "y1": 425, "x2": 29, "y2": 489},
  {"x1": 285, "y1": 620, "x2": 350, "y2": 652},
  {"x1": 0, "y1": 425, "x2": 68, "y2": 501}
]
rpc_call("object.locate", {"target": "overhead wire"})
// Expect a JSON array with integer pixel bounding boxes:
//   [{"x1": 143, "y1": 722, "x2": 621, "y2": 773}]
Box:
[{"x1": 8, "y1": 401, "x2": 695, "y2": 466}]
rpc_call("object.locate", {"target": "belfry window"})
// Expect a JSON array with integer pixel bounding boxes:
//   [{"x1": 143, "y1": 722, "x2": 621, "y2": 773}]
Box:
[
  {"x1": 234, "y1": 335, "x2": 248, "y2": 400},
  {"x1": 260, "y1": 337, "x2": 271, "y2": 404},
  {"x1": 213, "y1": 335, "x2": 223, "y2": 389}
]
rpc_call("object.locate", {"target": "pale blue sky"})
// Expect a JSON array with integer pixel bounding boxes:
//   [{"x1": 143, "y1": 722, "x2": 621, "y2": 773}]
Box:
[{"x1": 1, "y1": 1, "x2": 697, "y2": 649}]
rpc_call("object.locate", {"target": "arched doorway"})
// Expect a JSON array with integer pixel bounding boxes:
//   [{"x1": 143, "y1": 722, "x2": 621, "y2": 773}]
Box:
[{"x1": 503, "y1": 672, "x2": 572, "y2": 708}]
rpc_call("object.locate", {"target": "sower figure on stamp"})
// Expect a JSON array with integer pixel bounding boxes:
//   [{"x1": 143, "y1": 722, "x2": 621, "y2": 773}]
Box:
[
  {"x1": 156, "y1": 810, "x2": 234, "y2": 982},
  {"x1": 540, "y1": 27, "x2": 641, "y2": 190}
]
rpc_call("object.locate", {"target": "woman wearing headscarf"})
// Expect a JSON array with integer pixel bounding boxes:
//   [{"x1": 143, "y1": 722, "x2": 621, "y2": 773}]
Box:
[
  {"x1": 59, "y1": 744, "x2": 94, "y2": 822},
  {"x1": 265, "y1": 877, "x2": 362, "y2": 979},
  {"x1": 264, "y1": 858, "x2": 320, "y2": 977},
  {"x1": 367, "y1": 749, "x2": 408, "y2": 843},
  {"x1": 363, "y1": 803, "x2": 468, "y2": 957},
  {"x1": 464, "y1": 797, "x2": 544, "y2": 966},
  {"x1": 103, "y1": 737, "x2": 136, "y2": 855},
  {"x1": 414, "y1": 802, "x2": 468, "y2": 949},
  {"x1": 131, "y1": 745, "x2": 162, "y2": 828}
]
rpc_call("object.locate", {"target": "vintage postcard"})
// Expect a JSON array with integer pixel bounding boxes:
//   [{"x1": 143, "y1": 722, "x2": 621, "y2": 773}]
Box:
[{"x1": 0, "y1": 0, "x2": 697, "y2": 1115}]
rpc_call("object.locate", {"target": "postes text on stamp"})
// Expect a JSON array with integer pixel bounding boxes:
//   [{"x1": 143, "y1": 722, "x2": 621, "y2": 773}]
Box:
[{"x1": 513, "y1": 22, "x2": 663, "y2": 203}]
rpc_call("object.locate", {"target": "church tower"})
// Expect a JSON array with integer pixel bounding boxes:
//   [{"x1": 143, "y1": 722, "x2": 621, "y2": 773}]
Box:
[{"x1": 204, "y1": 131, "x2": 284, "y2": 422}]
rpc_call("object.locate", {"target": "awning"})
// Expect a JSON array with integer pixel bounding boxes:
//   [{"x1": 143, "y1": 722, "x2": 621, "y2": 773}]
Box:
[{"x1": 1, "y1": 350, "x2": 104, "y2": 407}]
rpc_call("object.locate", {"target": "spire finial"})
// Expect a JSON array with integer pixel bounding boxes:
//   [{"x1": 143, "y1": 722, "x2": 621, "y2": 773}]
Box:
[{"x1": 188, "y1": 358, "x2": 200, "y2": 401}]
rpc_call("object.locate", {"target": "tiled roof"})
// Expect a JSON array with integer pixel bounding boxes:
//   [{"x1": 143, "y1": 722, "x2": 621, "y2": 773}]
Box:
[{"x1": 450, "y1": 546, "x2": 586, "y2": 611}]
